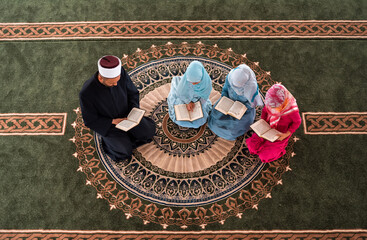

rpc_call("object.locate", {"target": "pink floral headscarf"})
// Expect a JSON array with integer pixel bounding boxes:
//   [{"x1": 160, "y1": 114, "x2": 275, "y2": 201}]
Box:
[{"x1": 265, "y1": 84, "x2": 299, "y2": 127}]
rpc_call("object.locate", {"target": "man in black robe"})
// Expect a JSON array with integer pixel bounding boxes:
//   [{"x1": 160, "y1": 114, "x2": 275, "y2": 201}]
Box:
[{"x1": 79, "y1": 55, "x2": 155, "y2": 162}]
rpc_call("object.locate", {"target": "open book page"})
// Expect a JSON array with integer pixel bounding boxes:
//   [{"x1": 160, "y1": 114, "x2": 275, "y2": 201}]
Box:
[
  {"x1": 127, "y1": 108, "x2": 145, "y2": 123},
  {"x1": 228, "y1": 101, "x2": 247, "y2": 120},
  {"x1": 250, "y1": 119, "x2": 281, "y2": 142},
  {"x1": 215, "y1": 96, "x2": 234, "y2": 115},
  {"x1": 261, "y1": 128, "x2": 281, "y2": 142},
  {"x1": 189, "y1": 101, "x2": 204, "y2": 121},
  {"x1": 250, "y1": 119, "x2": 272, "y2": 136},
  {"x1": 115, "y1": 108, "x2": 145, "y2": 132},
  {"x1": 115, "y1": 120, "x2": 138, "y2": 132},
  {"x1": 174, "y1": 104, "x2": 191, "y2": 121}
]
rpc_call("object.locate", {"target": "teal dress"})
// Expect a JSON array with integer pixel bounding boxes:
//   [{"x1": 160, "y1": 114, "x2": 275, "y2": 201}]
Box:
[
  {"x1": 167, "y1": 76, "x2": 212, "y2": 128},
  {"x1": 167, "y1": 61, "x2": 213, "y2": 128}
]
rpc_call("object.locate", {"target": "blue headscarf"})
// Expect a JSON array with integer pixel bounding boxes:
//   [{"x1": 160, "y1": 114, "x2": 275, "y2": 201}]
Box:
[
  {"x1": 228, "y1": 64, "x2": 263, "y2": 108},
  {"x1": 176, "y1": 61, "x2": 212, "y2": 103}
]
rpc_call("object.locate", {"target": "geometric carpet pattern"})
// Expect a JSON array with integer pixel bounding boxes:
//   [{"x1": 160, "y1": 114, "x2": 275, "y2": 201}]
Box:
[
  {"x1": 1, "y1": 229, "x2": 367, "y2": 239},
  {"x1": 0, "y1": 113, "x2": 67, "y2": 135},
  {"x1": 1, "y1": 20, "x2": 367, "y2": 40},
  {"x1": 302, "y1": 112, "x2": 367, "y2": 134}
]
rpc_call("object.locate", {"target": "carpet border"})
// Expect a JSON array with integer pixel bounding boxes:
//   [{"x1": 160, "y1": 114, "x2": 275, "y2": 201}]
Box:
[
  {"x1": 302, "y1": 112, "x2": 367, "y2": 135},
  {"x1": 1, "y1": 229, "x2": 367, "y2": 233},
  {"x1": 0, "y1": 113, "x2": 67, "y2": 135},
  {"x1": 1, "y1": 20, "x2": 366, "y2": 41},
  {"x1": 0, "y1": 229, "x2": 366, "y2": 240}
]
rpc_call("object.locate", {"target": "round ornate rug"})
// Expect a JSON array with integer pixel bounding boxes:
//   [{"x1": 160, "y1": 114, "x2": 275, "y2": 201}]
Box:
[{"x1": 72, "y1": 42, "x2": 298, "y2": 228}]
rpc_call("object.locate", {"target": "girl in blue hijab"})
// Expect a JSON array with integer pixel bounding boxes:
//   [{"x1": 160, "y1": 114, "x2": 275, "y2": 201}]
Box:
[
  {"x1": 208, "y1": 64, "x2": 263, "y2": 140},
  {"x1": 167, "y1": 61, "x2": 213, "y2": 128}
]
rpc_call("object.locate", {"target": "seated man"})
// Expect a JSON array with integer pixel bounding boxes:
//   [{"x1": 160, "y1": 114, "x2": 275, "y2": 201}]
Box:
[{"x1": 79, "y1": 55, "x2": 156, "y2": 162}]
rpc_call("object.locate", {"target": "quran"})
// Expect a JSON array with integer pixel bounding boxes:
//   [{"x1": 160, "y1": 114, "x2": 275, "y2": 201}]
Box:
[
  {"x1": 174, "y1": 101, "x2": 203, "y2": 121},
  {"x1": 250, "y1": 119, "x2": 281, "y2": 142},
  {"x1": 115, "y1": 108, "x2": 145, "y2": 131},
  {"x1": 215, "y1": 96, "x2": 248, "y2": 120}
]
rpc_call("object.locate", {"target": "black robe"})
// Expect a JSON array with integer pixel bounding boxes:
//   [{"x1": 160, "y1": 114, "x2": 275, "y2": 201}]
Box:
[{"x1": 79, "y1": 67, "x2": 155, "y2": 161}]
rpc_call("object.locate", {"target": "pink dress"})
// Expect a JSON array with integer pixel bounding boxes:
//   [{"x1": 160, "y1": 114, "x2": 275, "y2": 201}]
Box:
[{"x1": 246, "y1": 107, "x2": 302, "y2": 163}]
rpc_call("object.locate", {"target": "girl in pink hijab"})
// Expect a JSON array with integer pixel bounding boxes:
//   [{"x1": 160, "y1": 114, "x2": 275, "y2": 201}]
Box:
[{"x1": 246, "y1": 84, "x2": 302, "y2": 163}]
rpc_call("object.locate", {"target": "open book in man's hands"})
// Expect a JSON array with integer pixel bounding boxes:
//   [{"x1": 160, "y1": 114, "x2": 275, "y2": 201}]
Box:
[
  {"x1": 174, "y1": 101, "x2": 203, "y2": 121},
  {"x1": 215, "y1": 96, "x2": 247, "y2": 120},
  {"x1": 250, "y1": 119, "x2": 281, "y2": 142},
  {"x1": 115, "y1": 108, "x2": 145, "y2": 131}
]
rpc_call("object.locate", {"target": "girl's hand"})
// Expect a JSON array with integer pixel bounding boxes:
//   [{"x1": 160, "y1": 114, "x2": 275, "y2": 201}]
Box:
[
  {"x1": 277, "y1": 131, "x2": 291, "y2": 141},
  {"x1": 186, "y1": 102, "x2": 195, "y2": 111}
]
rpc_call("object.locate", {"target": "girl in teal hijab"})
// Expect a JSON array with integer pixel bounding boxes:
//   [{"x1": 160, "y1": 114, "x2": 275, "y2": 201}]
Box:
[{"x1": 167, "y1": 61, "x2": 213, "y2": 128}]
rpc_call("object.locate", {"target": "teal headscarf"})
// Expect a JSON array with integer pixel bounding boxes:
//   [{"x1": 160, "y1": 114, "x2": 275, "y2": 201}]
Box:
[{"x1": 176, "y1": 61, "x2": 212, "y2": 103}]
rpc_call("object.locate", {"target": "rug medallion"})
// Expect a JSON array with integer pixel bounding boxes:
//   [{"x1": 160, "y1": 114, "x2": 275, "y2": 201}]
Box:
[{"x1": 72, "y1": 42, "x2": 297, "y2": 228}]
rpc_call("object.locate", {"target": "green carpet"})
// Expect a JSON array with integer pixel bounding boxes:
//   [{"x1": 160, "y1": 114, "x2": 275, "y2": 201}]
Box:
[{"x1": 0, "y1": 0, "x2": 366, "y2": 233}]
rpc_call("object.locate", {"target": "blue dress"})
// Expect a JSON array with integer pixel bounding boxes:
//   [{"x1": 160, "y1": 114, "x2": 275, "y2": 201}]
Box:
[
  {"x1": 208, "y1": 79, "x2": 256, "y2": 140},
  {"x1": 167, "y1": 76, "x2": 212, "y2": 128}
]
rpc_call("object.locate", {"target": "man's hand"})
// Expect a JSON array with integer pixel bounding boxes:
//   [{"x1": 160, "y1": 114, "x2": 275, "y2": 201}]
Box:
[
  {"x1": 277, "y1": 131, "x2": 291, "y2": 141},
  {"x1": 186, "y1": 102, "x2": 195, "y2": 111},
  {"x1": 112, "y1": 118, "x2": 127, "y2": 125}
]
